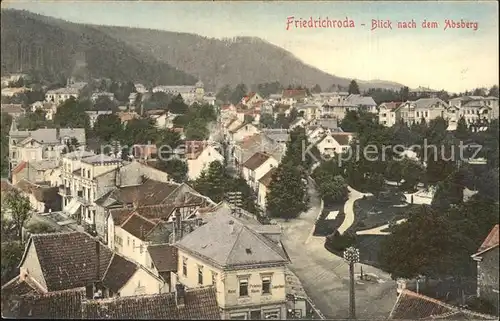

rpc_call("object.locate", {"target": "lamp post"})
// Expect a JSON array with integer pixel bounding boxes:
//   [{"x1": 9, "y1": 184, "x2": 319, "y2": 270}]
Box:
[{"x1": 344, "y1": 246, "x2": 360, "y2": 320}]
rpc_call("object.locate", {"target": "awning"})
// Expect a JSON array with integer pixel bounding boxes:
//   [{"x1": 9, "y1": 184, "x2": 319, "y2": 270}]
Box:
[{"x1": 64, "y1": 198, "x2": 81, "y2": 216}]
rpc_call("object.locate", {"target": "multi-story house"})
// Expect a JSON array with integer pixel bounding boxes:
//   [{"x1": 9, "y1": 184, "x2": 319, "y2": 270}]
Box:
[
  {"x1": 242, "y1": 152, "x2": 278, "y2": 192},
  {"x1": 344, "y1": 94, "x2": 378, "y2": 114},
  {"x1": 91, "y1": 92, "x2": 115, "y2": 102},
  {"x1": 8, "y1": 124, "x2": 86, "y2": 171},
  {"x1": 289, "y1": 117, "x2": 308, "y2": 130},
  {"x1": 281, "y1": 89, "x2": 309, "y2": 106},
  {"x1": 229, "y1": 123, "x2": 260, "y2": 143},
  {"x1": 11, "y1": 160, "x2": 60, "y2": 186},
  {"x1": 3, "y1": 231, "x2": 167, "y2": 302},
  {"x1": 241, "y1": 92, "x2": 264, "y2": 107},
  {"x1": 232, "y1": 134, "x2": 284, "y2": 174},
  {"x1": 152, "y1": 81, "x2": 204, "y2": 104},
  {"x1": 394, "y1": 98, "x2": 448, "y2": 126},
  {"x1": 296, "y1": 103, "x2": 321, "y2": 121},
  {"x1": 471, "y1": 224, "x2": 499, "y2": 313},
  {"x1": 45, "y1": 87, "x2": 80, "y2": 104},
  {"x1": 448, "y1": 96, "x2": 499, "y2": 124},
  {"x1": 315, "y1": 133, "x2": 354, "y2": 157},
  {"x1": 85, "y1": 110, "x2": 113, "y2": 128},
  {"x1": 185, "y1": 141, "x2": 225, "y2": 180},
  {"x1": 378, "y1": 102, "x2": 402, "y2": 127},
  {"x1": 31, "y1": 101, "x2": 57, "y2": 120},
  {"x1": 174, "y1": 209, "x2": 291, "y2": 319}
]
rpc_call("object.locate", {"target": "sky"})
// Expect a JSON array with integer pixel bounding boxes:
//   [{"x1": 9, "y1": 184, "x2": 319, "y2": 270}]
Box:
[{"x1": 1, "y1": 1, "x2": 499, "y2": 93}]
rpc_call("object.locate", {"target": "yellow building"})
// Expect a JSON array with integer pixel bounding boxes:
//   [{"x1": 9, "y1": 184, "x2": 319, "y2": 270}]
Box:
[{"x1": 174, "y1": 208, "x2": 290, "y2": 320}]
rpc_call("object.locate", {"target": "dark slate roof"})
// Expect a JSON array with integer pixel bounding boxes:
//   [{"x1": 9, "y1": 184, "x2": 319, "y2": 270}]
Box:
[
  {"x1": 17, "y1": 288, "x2": 85, "y2": 319},
  {"x1": 242, "y1": 152, "x2": 271, "y2": 170},
  {"x1": 104, "y1": 179, "x2": 179, "y2": 207},
  {"x1": 102, "y1": 254, "x2": 138, "y2": 293},
  {"x1": 121, "y1": 213, "x2": 157, "y2": 240},
  {"x1": 24, "y1": 232, "x2": 113, "y2": 291},
  {"x1": 82, "y1": 286, "x2": 220, "y2": 319},
  {"x1": 388, "y1": 289, "x2": 496, "y2": 320},
  {"x1": 258, "y1": 168, "x2": 276, "y2": 187},
  {"x1": 147, "y1": 244, "x2": 178, "y2": 272},
  {"x1": 109, "y1": 208, "x2": 134, "y2": 225}
]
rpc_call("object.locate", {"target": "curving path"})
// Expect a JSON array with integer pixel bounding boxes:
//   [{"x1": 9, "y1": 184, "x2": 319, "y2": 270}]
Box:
[
  {"x1": 338, "y1": 186, "x2": 372, "y2": 235},
  {"x1": 276, "y1": 181, "x2": 397, "y2": 319}
]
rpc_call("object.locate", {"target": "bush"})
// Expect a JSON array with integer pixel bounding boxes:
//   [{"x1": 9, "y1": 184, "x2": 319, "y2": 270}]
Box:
[
  {"x1": 325, "y1": 231, "x2": 357, "y2": 253},
  {"x1": 314, "y1": 219, "x2": 338, "y2": 236}
]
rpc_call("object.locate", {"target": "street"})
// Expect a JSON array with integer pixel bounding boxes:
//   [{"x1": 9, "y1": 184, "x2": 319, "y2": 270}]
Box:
[{"x1": 276, "y1": 181, "x2": 398, "y2": 320}]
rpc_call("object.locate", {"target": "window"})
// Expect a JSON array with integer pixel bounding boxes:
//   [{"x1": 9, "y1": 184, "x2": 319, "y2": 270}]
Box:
[
  {"x1": 239, "y1": 279, "x2": 249, "y2": 297},
  {"x1": 250, "y1": 311, "x2": 261, "y2": 320},
  {"x1": 127, "y1": 237, "x2": 130, "y2": 246},
  {"x1": 198, "y1": 266, "x2": 203, "y2": 285},
  {"x1": 425, "y1": 111, "x2": 428, "y2": 117},
  {"x1": 182, "y1": 257, "x2": 187, "y2": 277},
  {"x1": 132, "y1": 240, "x2": 135, "y2": 252},
  {"x1": 263, "y1": 310, "x2": 280, "y2": 319},
  {"x1": 262, "y1": 276, "x2": 271, "y2": 294}
]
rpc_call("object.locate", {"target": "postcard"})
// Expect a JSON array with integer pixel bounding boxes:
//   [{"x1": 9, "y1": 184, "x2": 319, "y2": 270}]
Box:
[{"x1": 0, "y1": 1, "x2": 498, "y2": 320}]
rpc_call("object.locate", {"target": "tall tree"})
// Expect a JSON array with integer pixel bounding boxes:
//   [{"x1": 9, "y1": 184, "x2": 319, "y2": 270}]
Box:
[
  {"x1": 53, "y1": 97, "x2": 90, "y2": 129},
  {"x1": 216, "y1": 85, "x2": 233, "y2": 103},
  {"x1": 266, "y1": 162, "x2": 308, "y2": 219},
  {"x1": 93, "y1": 114, "x2": 123, "y2": 142},
  {"x1": 1, "y1": 241, "x2": 24, "y2": 285},
  {"x1": 400, "y1": 86, "x2": 409, "y2": 101},
  {"x1": 93, "y1": 96, "x2": 116, "y2": 112},
  {"x1": 311, "y1": 84, "x2": 322, "y2": 93},
  {"x1": 379, "y1": 205, "x2": 454, "y2": 280},
  {"x1": 230, "y1": 84, "x2": 248, "y2": 105},
  {"x1": 455, "y1": 116, "x2": 469, "y2": 140},
  {"x1": 488, "y1": 85, "x2": 499, "y2": 97},
  {"x1": 4, "y1": 190, "x2": 32, "y2": 241},
  {"x1": 168, "y1": 94, "x2": 188, "y2": 114},
  {"x1": 348, "y1": 80, "x2": 360, "y2": 95},
  {"x1": 157, "y1": 158, "x2": 188, "y2": 183},
  {"x1": 17, "y1": 109, "x2": 49, "y2": 130}
]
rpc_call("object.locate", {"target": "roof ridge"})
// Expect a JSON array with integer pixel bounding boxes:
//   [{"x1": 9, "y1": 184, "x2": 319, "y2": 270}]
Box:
[
  {"x1": 240, "y1": 225, "x2": 288, "y2": 262},
  {"x1": 226, "y1": 223, "x2": 245, "y2": 264}
]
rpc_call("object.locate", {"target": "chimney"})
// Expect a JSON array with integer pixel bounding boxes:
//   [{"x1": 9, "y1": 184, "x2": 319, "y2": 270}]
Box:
[
  {"x1": 175, "y1": 283, "x2": 185, "y2": 308},
  {"x1": 95, "y1": 236, "x2": 100, "y2": 283},
  {"x1": 19, "y1": 267, "x2": 29, "y2": 282},
  {"x1": 174, "y1": 209, "x2": 182, "y2": 241},
  {"x1": 229, "y1": 220, "x2": 234, "y2": 234}
]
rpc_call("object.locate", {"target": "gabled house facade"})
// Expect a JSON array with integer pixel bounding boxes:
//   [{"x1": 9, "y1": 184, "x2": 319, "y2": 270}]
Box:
[
  {"x1": 242, "y1": 152, "x2": 279, "y2": 191},
  {"x1": 174, "y1": 209, "x2": 291, "y2": 320},
  {"x1": 185, "y1": 141, "x2": 225, "y2": 180},
  {"x1": 471, "y1": 224, "x2": 499, "y2": 312}
]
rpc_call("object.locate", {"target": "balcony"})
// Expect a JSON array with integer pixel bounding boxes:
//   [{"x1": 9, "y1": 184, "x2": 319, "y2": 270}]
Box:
[{"x1": 59, "y1": 185, "x2": 71, "y2": 196}]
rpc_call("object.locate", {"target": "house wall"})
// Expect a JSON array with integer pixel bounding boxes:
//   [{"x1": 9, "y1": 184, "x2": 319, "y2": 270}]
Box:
[
  {"x1": 177, "y1": 250, "x2": 287, "y2": 319},
  {"x1": 477, "y1": 247, "x2": 499, "y2": 311},
  {"x1": 114, "y1": 226, "x2": 149, "y2": 268},
  {"x1": 187, "y1": 146, "x2": 224, "y2": 180},
  {"x1": 257, "y1": 183, "x2": 268, "y2": 209},
  {"x1": 242, "y1": 157, "x2": 278, "y2": 191},
  {"x1": 19, "y1": 244, "x2": 48, "y2": 291},
  {"x1": 316, "y1": 135, "x2": 343, "y2": 156},
  {"x1": 118, "y1": 267, "x2": 167, "y2": 297},
  {"x1": 232, "y1": 125, "x2": 260, "y2": 143}
]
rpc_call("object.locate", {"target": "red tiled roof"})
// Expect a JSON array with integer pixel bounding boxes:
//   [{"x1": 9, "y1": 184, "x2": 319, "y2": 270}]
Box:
[
  {"x1": 11, "y1": 161, "x2": 27, "y2": 175},
  {"x1": 1, "y1": 179, "x2": 16, "y2": 196},
  {"x1": 381, "y1": 101, "x2": 403, "y2": 110},
  {"x1": 185, "y1": 141, "x2": 208, "y2": 160},
  {"x1": 17, "y1": 288, "x2": 85, "y2": 319},
  {"x1": 282, "y1": 89, "x2": 307, "y2": 99},
  {"x1": 147, "y1": 244, "x2": 178, "y2": 272},
  {"x1": 475, "y1": 224, "x2": 499, "y2": 255},
  {"x1": 82, "y1": 287, "x2": 221, "y2": 319},
  {"x1": 23, "y1": 232, "x2": 113, "y2": 292},
  {"x1": 258, "y1": 168, "x2": 277, "y2": 187},
  {"x1": 242, "y1": 92, "x2": 256, "y2": 103},
  {"x1": 389, "y1": 289, "x2": 496, "y2": 320},
  {"x1": 242, "y1": 152, "x2": 270, "y2": 170}
]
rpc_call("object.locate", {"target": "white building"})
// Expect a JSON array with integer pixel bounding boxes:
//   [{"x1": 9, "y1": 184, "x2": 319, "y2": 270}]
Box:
[
  {"x1": 152, "y1": 81, "x2": 204, "y2": 104},
  {"x1": 45, "y1": 87, "x2": 80, "y2": 105},
  {"x1": 378, "y1": 102, "x2": 402, "y2": 127},
  {"x1": 241, "y1": 152, "x2": 279, "y2": 191},
  {"x1": 185, "y1": 141, "x2": 225, "y2": 180}
]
